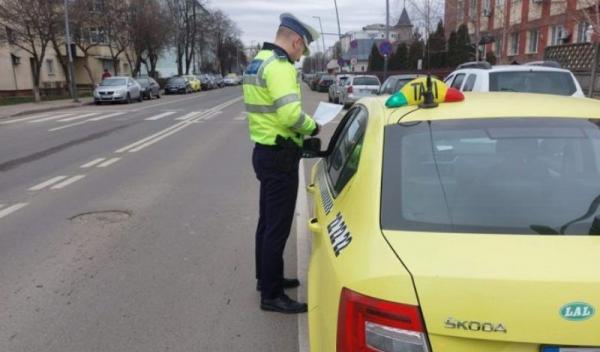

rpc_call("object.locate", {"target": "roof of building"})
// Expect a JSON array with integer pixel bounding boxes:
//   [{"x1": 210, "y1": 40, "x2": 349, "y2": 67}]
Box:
[{"x1": 394, "y1": 8, "x2": 412, "y2": 28}]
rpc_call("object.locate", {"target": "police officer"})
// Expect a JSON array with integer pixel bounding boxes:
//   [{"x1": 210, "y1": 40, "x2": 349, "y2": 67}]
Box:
[{"x1": 243, "y1": 13, "x2": 320, "y2": 314}]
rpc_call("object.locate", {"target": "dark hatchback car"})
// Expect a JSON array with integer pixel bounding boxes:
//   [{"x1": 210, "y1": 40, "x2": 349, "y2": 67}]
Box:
[
  {"x1": 135, "y1": 77, "x2": 161, "y2": 99},
  {"x1": 164, "y1": 77, "x2": 191, "y2": 94},
  {"x1": 316, "y1": 75, "x2": 335, "y2": 92}
]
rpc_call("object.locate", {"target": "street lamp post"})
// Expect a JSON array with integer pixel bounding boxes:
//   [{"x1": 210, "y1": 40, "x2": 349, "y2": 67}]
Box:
[
  {"x1": 333, "y1": 0, "x2": 342, "y2": 40},
  {"x1": 313, "y1": 16, "x2": 327, "y2": 71},
  {"x1": 384, "y1": 0, "x2": 389, "y2": 80},
  {"x1": 64, "y1": 0, "x2": 79, "y2": 102}
]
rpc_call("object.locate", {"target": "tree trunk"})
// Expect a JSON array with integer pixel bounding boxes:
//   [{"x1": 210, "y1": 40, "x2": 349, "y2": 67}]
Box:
[
  {"x1": 32, "y1": 66, "x2": 42, "y2": 102},
  {"x1": 52, "y1": 39, "x2": 72, "y2": 96},
  {"x1": 83, "y1": 62, "x2": 95, "y2": 86}
]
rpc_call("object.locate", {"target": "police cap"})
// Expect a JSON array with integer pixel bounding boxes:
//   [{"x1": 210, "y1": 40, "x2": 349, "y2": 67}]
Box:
[{"x1": 279, "y1": 13, "x2": 320, "y2": 55}]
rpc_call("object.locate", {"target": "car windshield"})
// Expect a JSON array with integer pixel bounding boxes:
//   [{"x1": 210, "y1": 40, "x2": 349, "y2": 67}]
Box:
[
  {"x1": 381, "y1": 118, "x2": 600, "y2": 235},
  {"x1": 167, "y1": 78, "x2": 185, "y2": 84},
  {"x1": 489, "y1": 71, "x2": 577, "y2": 95},
  {"x1": 136, "y1": 78, "x2": 148, "y2": 85},
  {"x1": 353, "y1": 77, "x2": 379, "y2": 86},
  {"x1": 100, "y1": 78, "x2": 126, "y2": 86}
]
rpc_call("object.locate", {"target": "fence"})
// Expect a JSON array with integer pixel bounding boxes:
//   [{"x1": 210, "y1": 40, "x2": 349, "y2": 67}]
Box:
[{"x1": 544, "y1": 43, "x2": 600, "y2": 97}]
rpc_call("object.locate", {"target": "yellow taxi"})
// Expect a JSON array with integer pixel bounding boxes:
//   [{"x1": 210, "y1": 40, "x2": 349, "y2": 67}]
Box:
[
  {"x1": 182, "y1": 75, "x2": 202, "y2": 92},
  {"x1": 305, "y1": 77, "x2": 600, "y2": 352}
]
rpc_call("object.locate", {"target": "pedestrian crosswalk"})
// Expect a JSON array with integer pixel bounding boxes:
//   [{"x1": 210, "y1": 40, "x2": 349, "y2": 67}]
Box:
[{"x1": 1, "y1": 109, "x2": 249, "y2": 129}]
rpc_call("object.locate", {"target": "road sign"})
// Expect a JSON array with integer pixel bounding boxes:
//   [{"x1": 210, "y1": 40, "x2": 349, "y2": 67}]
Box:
[
  {"x1": 350, "y1": 57, "x2": 358, "y2": 66},
  {"x1": 379, "y1": 40, "x2": 393, "y2": 57}
]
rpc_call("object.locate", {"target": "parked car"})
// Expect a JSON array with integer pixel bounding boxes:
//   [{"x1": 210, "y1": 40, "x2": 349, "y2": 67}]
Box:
[
  {"x1": 214, "y1": 74, "x2": 225, "y2": 88},
  {"x1": 164, "y1": 76, "x2": 192, "y2": 94},
  {"x1": 338, "y1": 75, "x2": 381, "y2": 108},
  {"x1": 316, "y1": 75, "x2": 335, "y2": 92},
  {"x1": 379, "y1": 74, "x2": 422, "y2": 95},
  {"x1": 310, "y1": 72, "x2": 325, "y2": 91},
  {"x1": 135, "y1": 76, "x2": 161, "y2": 99},
  {"x1": 304, "y1": 79, "x2": 600, "y2": 351},
  {"x1": 445, "y1": 61, "x2": 585, "y2": 97},
  {"x1": 224, "y1": 73, "x2": 242, "y2": 86},
  {"x1": 200, "y1": 74, "x2": 214, "y2": 90},
  {"x1": 182, "y1": 75, "x2": 201, "y2": 92},
  {"x1": 94, "y1": 76, "x2": 143, "y2": 104},
  {"x1": 328, "y1": 74, "x2": 352, "y2": 104}
]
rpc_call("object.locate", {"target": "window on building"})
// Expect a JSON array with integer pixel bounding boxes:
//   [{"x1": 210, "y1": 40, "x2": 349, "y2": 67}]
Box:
[
  {"x1": 89, "y1": 27, "x2": 107, "y2": 44},
  {"x1": 46, "y1": 59, "x2": 55, "y2": 75},
  {"x1": 470, "y1": 0, "x2": 477, "y2": 18},
  {"x1": 577, "y1": 22, "x2": 590, "y2": 43},
  {"x1": 527, "y1": 29, "x2": 539, "y2": 53},
  {"x1": 495, "y1": 37, "x2": 503, "y2": 55},
  {"x1": 5, "y1": 26, "x2": 15, "y2": 44},
  {"x1": 457, "y1": 0, "x2": 465, "y2": 22},
  {"x1": 90, "y1": 0, "x2": 105, "y2": 12},
  {"x1": 496, "y1": 0, "x2": 505, "y2": 9},
  {"x1": 509, "y1": 32, "x2": 519, "y2": 55},
  {"x1": 483, "y1": 0, "x2": 491, "y2": 10},
  {"x1": 550, "y1": 25, "x2": 565, "y2": 46}
]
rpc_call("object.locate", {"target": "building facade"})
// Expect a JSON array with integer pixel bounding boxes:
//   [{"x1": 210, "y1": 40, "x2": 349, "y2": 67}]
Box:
[
  {"x1": 0, "y1": 28, "x2": 133, "y2": 97},
  {"x1": 445, "y1": 0, "x2": 594, "y2": 64},
  {"x1": 340, "y1": 8, "x2": 413, "y2": 71}
]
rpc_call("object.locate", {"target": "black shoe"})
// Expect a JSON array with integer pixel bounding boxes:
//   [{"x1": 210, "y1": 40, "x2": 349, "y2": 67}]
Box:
[
  {"x1": 260, "y1": 294, "x2": 307, "y2": 314},
  {"x1": 256, "y1": 278, "x2": 300, "y2": 291}
]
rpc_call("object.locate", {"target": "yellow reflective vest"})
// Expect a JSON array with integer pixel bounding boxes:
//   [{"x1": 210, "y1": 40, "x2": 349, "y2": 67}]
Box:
[{"x1": 243, "y1": 45, "x2": 317, "y2": 147}]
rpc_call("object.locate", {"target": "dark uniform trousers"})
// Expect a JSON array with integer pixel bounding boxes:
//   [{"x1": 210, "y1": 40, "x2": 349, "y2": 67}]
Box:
[{"x1": 252, "y1": 143, "x2": 299, "y2": 300}]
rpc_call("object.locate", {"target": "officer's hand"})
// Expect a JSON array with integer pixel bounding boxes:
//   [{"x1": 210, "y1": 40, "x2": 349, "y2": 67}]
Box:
[{"x1": 311, "y1": 124, "x2": 320, "y2": 137}]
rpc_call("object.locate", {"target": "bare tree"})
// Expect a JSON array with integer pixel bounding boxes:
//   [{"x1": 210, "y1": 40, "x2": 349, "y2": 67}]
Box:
[
  {"x1": 401, "y1": 0, "x2": 444, "y2": 64},
  {"x1": 98, "y1": 0, "x2": 131, "y2": 75},
  {"x1": 69, "y1": 0, "x2": 104, "y2": 85},
  {"x1": 0, "y1": 0, "x2": 59, "y2": 102}
]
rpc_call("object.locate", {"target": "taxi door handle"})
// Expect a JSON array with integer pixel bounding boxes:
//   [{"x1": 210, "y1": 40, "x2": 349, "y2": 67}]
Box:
[
  {"x1": 307, "y1": 183, "x2": 316, "y2": 194},
  {"x1": 308, "y1": 217, "x2": 321, "y2": 234}
]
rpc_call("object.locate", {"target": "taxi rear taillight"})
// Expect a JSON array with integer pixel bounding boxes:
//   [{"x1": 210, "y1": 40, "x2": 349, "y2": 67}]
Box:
[{"x1": 337, "y1": 288, "x2": 430, "y2": 352}]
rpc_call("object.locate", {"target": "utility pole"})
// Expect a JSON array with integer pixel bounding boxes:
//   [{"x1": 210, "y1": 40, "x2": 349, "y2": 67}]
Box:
[
  {"x1": 384, "y1": 0, "x2": 389, "y2": 80},
  {"x1": 313, "y1": 16, "x2": 327, "y2": 71},
  {"x1": 64, "y1": 0, "x2": 79, "y2": 102},
  {"x1": 333, "y1": 0, "x2": 342, "y2": 40}
]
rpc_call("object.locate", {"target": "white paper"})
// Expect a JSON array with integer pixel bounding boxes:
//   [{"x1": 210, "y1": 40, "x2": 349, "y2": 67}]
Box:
[{"x1": 312, "y1": 102, "x2": 344, "y2": 126}]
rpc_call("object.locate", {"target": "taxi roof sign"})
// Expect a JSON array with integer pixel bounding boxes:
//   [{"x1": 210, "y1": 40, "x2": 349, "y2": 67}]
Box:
[{"x1": 385, "y1": 76, "x2": 464, "y2": 108}]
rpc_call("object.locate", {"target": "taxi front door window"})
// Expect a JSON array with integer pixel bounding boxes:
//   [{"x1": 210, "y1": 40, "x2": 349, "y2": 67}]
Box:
[{"x1": 326, "y1": 107, "x2": 368, "y2": 195}]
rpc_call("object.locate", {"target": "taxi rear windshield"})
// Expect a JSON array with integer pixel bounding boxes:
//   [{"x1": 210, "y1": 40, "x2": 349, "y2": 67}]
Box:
[
  {"x1": 381, "y1": 118, "x2": 600, "y2": 235},
  {"x1": 489, "y1": 71, "x2": 576, "y2": 95}
]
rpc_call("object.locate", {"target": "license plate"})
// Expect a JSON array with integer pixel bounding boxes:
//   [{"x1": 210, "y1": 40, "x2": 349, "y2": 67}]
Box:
[{"x1": 542, "y1": 347, "x2": 600, "y2": 352}]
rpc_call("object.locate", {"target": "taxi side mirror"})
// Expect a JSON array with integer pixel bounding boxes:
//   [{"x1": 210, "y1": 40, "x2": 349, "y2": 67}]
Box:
[{"x1": 302, "y1": 138, "x2": 327, "y2": 158}]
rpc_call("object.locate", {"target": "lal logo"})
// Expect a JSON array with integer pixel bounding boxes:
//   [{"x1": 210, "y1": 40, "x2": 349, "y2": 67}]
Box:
[{"x1": 560, "y1": 302, "x2": 595, "y2": 321}]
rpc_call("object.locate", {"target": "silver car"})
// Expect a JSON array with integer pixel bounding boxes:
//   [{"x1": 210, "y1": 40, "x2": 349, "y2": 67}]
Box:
[
  {"x1": 328, "y1": 74, "x2": 352, "y2": 104},
  {"x1": 94, "y1": 77, "x2": 143, "y2": 104},
  {"x1": 338, "y1": 75, "x2": 381, "y2": 109}
]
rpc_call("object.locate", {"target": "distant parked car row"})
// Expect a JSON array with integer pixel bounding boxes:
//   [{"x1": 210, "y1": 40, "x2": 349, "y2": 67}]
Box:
[{"x1": 94, "y1": 73, "x2": 237, "y2": 104}]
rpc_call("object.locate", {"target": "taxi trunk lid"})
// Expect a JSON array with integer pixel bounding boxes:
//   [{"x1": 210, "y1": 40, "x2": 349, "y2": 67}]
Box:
[{"x1": 382, "y1": 231, "x2": 600, "y2": 347}]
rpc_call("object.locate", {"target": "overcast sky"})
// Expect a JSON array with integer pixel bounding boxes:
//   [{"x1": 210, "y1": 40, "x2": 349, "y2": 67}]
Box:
[{"x1": 208, "y1": 0, "x2": 414, "y2": 53}]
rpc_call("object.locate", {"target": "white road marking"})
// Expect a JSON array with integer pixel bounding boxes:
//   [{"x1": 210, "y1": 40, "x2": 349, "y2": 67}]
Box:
[
  {"x1": 28, "y1": 176, "x2": 69, "y2": 191},
  {"x1": 49, "y1": 112, "x2": 127, "y2": 131},
  {"x1": 127, "y1": 110, "x2": 221, "y2": 152},
  {"x1": 145, "y1": 111, "x2": 177, "y2": 121},
  {"x1": 50, "y1": 175, "x2": 86, "y2": 189},
  {"x1": 233, "y1": 113, "x2": 246, "y2": 121},
  {"x1": 0, "y1": 203, "x2": 28, "y2": 219},
  {"x1": 296, "y1": 160, "x2": 310, "y2": 352},
  {"x1": 97, "y1": 157, "x2": 121, "y2": 168},
  {"x1": 0, "y1": 113, "x2": 52, "y2": 124},
  {"x1": 174, "y1": 111, "x2": 205, "y2": 120},
  {"x1": 116, "y1": 97, "x2": 243, "y2": 153},
  {"x1": 81, "y1": 158, "x2": 107, "y2": 168},
  {"x1": 58, "y1": 112, "x2": 98, "y2": 122},
  {"x1": 88, "y1": 111, "x2": 127, "y2": 121},
  {"x1": 28, "y1": 113, "x2": 74, "y2": 123}
]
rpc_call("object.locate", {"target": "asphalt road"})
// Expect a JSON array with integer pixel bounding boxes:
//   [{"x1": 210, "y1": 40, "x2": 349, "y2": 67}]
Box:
[{"x1": 0, "y1": 85, "x2": 335, "y2": 352}]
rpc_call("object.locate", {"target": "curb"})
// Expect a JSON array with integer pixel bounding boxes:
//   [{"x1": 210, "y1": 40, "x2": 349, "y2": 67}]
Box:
[{"x1": 0, "y1": 101, "x2": 94, "y2": 120}]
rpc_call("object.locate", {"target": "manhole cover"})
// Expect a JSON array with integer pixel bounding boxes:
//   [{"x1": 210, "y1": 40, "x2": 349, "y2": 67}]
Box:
[{"x1": 70, "y1": 210, "x2": 132, "y2": 225}]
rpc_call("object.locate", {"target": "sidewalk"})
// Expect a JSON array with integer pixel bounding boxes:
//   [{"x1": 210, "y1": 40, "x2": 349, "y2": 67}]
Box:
[{"x1": 0, "y1": 97, "x2": 94, "y2": 120}]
